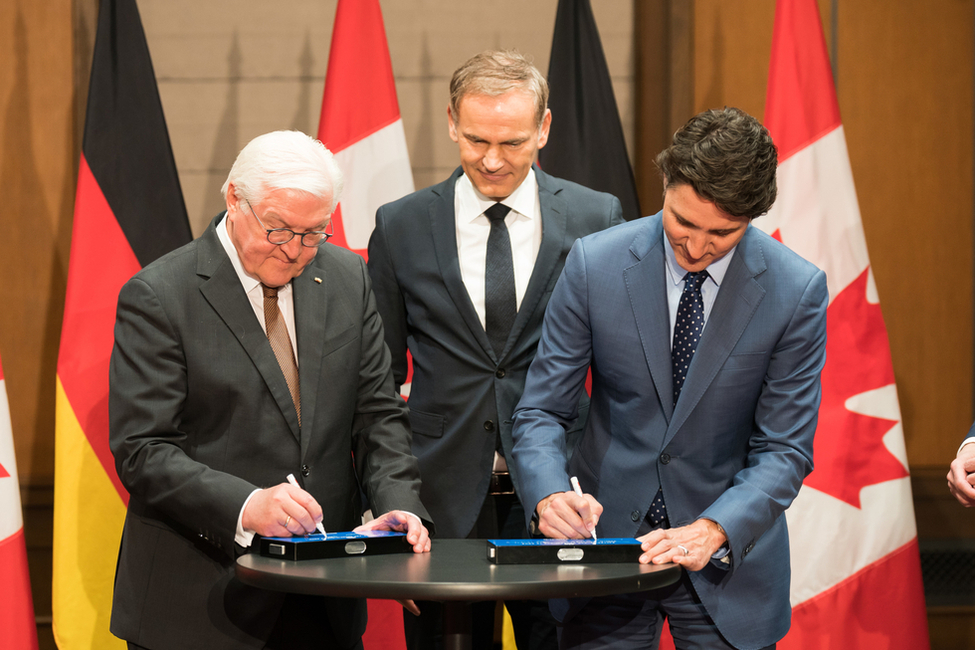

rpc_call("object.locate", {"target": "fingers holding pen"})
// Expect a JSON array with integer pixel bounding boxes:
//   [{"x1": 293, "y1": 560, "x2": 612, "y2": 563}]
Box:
[
  {"x1": 536, "y1": 491, "x2": 602, "y2": 540},
  {"x1": 242, "y1": 481, "x2": 324, "y2": 537}
]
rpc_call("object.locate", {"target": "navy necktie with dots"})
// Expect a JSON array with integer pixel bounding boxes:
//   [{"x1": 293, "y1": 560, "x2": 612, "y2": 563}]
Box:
[
  {"x1": 647, "y1": 270, "x2": 710, "y2": 529},
  {"x1": 671, "y1": 270, "x2": 709, "y2": 404}
]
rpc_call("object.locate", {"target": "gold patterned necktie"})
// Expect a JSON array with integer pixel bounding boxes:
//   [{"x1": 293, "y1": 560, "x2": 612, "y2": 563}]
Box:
[{"x1": 262, "y1": 283, "x2": 301, "y2": 427}]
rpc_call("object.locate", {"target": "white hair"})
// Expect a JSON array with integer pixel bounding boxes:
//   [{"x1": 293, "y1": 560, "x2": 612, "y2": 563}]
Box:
[{"x1": 221, "y1": 130, "x2": 344, "y2": 212}]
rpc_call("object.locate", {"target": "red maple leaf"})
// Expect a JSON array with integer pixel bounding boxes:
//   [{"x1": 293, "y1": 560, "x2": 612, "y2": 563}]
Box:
[
  {"x1": 807, "y1": 267, "x2": 904, "y2": 506},
  {"x1": 770, "y1": 231, "x2": 904, "y2": 508},
  {"x1": 0, "y1": 462, "x2": 8, "y2": 478}
]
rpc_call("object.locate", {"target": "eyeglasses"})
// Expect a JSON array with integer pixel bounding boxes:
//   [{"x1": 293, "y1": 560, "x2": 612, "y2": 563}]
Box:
[{"x1": 244, "y1": 199, "x2": 333, "y2": 247}]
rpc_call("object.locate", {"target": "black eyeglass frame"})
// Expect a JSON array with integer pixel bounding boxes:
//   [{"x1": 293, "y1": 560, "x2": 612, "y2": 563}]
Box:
[{"x1": 244, "y1": 199, "x2": 334, "y2": 247}]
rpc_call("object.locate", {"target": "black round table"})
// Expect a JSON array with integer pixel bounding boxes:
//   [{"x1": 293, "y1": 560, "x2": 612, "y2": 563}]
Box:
[{"x1": 236, "y1": 538, "x2": 681, "y2": 650}]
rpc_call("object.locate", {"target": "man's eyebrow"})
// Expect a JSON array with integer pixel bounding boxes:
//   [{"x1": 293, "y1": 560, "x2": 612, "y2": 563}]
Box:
[{"x1": 672, "y1": 209, "x2": 695, "y2": 227}]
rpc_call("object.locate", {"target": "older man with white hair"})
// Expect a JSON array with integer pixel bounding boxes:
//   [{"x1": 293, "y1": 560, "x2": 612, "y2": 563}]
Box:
[{"x1": 109, "y1": 130, "x2": 432, "y2": 650}]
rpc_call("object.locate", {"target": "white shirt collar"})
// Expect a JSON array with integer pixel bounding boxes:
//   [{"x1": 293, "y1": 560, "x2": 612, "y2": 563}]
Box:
[{"x1": 455, "y1": 167, "x2": 539, "y2": 223}]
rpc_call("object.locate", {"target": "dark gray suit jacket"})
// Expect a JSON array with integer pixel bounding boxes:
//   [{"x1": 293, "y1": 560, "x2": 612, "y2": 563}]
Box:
[
  {"x1": 367, "y1": 167, "x2": 622, "y2": 538},
  {"x1": 109, "y1": 215, "x2": 430, "y2": 649}
]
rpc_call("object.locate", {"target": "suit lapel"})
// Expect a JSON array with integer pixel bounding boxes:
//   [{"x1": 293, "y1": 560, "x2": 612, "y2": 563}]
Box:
[
  {"x1": 507, "y1": 169, "x2": 566, "y2": 357},
  {"x1": 623, "y1": 217, "x2": 675, "y2": 423},
  {"x1": 666, "y1": 227, "x2": 767, "y2": 443},
  {"x1": 293, "y1": 265, "x2": 326, "y2": 458},
  {"x1": 430, "y1": 169, "x2": 497, "y2": 359},
  {"x1": 197, "y1": 215, "x2": 302, "y2": 443}
]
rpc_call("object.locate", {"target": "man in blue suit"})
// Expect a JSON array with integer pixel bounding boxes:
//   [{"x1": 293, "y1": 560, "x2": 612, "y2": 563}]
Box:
[{"x1": 510, "y1": 107, "x2": 828, "y2": 649}]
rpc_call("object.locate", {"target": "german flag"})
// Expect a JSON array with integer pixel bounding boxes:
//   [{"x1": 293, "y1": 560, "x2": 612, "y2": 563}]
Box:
[
  {"x1": 52, "y1": 1, "x2": 191, "y2": 647},
  {"x1": 539, "y1": 0, "x2": 642, "y2": 222}
]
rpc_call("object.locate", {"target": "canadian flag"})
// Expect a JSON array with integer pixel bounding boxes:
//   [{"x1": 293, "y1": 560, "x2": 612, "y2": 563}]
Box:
[
  {"x1": 317, "y1": 1, "x2": 414, "y2": 648},
  {"x1": 317, "y1": 0, "x2": 414, "y2": 260},
  {"x1": 760, "y1": 0, "x2": 930, "y2": 646},
  {"x1": 0, "y1": 354, "x2": 39, "y2": 649}
]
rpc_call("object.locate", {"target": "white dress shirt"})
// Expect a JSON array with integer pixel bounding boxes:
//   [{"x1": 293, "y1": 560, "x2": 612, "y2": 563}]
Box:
[
  {"x1": 454, "y1": 170, "x2": 542, "y2": 473},
  {"x1": 454, "y1": 168, "x2": 543, "y2": 329},
  {"x1": 216, "y1": 213, "x2": 299, "y2": 360},
  {"x1": 217, "y1": 214, "x2": 300, "y2": 547},
  {"x1": 663, "y1": 233, "x2": 740, "y2": 347}
]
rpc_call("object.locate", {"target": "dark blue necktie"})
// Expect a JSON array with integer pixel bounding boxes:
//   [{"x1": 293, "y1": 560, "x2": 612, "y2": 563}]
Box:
[
  {"x1": 647, "y1": 270, "x2": 710, "y2": 529},
  {"x1": 484, "y1": 203, "x2": 516, "y2": 357},
  {"x1": 671, "y1": 270, "x2": 709, "y2": 404}
]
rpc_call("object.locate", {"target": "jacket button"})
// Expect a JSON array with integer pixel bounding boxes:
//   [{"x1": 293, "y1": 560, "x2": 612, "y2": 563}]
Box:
[
  {"x1": 496, "y1": 368, "x2": 506, "y2": 378},
  {"x1": 301, "y1": 464, "x2": 310, "y2": 477},
  {"x1": 660, "y1": 453, "x2": 671, "y2": 464},
  {"x1": 631, "y1": 511, "x2": 641, "y2": 522},
  {"x1": 484, "y1": 420, "x2": 495, "y2": 431}
]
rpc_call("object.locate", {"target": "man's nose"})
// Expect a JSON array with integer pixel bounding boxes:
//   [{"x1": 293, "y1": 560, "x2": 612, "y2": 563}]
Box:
[
  {"x1": 281, "y1": 236, "x2": 303, "y2": 259},
  {"x1": 686, "y1": 233, "x2": 709, "y2": 259},
  {"x1": 483, "y1": 146, "x2": 503, "y2": 170}
]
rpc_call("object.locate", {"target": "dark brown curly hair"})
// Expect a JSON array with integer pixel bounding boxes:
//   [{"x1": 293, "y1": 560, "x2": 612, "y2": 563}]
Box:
[{"x1": 655, "y1": 107, "x2": 778, "y2": 219}]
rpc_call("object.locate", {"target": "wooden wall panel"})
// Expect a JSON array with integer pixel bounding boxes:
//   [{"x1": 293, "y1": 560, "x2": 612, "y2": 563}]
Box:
[
  {"x1": 0, "y1": 1, "x2": 76, "y2": 486},
  {"x1": 838, "y1": 0, "x2": 974, "y2": 467},
  {"x1": 1, "y1": 1, "x2": 79, "y2": 646}
]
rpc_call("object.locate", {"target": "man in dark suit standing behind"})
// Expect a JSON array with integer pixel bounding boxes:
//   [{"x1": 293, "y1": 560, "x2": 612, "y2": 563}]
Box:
[
  {"x1": 367, "y1": 50, "x2": 623, "y2": 650},
  {"x1": 109, "y1": 130, "x2": 432, "y2": 650}
]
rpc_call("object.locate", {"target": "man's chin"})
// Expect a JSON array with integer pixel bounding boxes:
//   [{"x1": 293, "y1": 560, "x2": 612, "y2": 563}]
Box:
[
  {"x1": 677, "y1": 258, "x2": 710, "y2": 273},
  {"x1": 258, "y1": 267, "x2": 303, "y2": 288}
]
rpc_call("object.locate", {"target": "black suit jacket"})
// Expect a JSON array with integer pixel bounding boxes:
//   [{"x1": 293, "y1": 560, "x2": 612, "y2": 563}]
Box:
[
  {"x1": 109, "y1": 215, "x2": 430, "y2": 649},
  {"x1": 367, "y1": 167, "x2": 623, "y2": 538}
]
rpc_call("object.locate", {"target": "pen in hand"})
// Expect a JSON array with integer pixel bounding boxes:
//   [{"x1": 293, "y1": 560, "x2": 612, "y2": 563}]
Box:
[
  {"x1": 286, "y1": 473, "x2": 327, "y2": 537},
  {"x1": 569, "y1": 476, "x2": 597, "y2": 541}
]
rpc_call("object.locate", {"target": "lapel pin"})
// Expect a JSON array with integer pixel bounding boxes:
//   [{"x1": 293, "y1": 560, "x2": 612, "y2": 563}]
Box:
[{"x1": 314, "y1": 277, "x2": 322, "y2": 284}]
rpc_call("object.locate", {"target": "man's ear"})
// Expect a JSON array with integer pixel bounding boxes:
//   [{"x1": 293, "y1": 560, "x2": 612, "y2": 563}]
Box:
[
  {"x1": 225, "y1": 182, "x2": 240, "y2": 213},
  {"x1": 536, "y1": 108, "x2": 552, "y2": 149},
  {"x1": 447, "y1": 105, "x2": 459, "y2": 143}
]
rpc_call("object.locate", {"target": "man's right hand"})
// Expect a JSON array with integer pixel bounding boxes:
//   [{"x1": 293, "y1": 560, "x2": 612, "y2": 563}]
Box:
[
  {"x1": 241, "y1": 483, "x2": 324, "y2": 537},
  {"x1": 948, "y1": 442, "x2": 975, "y2": 507},
  {"x1": 535, "y1": 491, "x2": 603, "y2": 539}
]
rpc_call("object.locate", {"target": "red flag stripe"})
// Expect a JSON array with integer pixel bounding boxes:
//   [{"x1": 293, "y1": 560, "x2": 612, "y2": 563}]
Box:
[
  {"x1": 318, "y1": 0, "x2": 401, "y2": 154},
  {"x1": 781, "y1": 540, "x2": 928, "y2": 648},
  {"x1": 58, "y1": 154, "x2": 141, "y2": 505},
  {"x1": 0, "y1": 529, "x2": 39, "y2": 649},
  {"x1": 764, "y1": 0, "x2": 841, "y2": 162}
]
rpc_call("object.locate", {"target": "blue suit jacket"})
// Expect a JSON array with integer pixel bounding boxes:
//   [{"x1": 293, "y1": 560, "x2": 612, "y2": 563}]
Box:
[
  {"x1": 368, "y1": 167, "x2": 622, "y2": 538},
  {"x1": 510, "y1": 213, "x2": 827, "y2": 648}
]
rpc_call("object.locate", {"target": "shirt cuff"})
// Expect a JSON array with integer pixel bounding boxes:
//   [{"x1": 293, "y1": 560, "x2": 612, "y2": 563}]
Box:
[
  {"x1": 235, "y1": 488, "x2": 262, "y2": 548},
  {"x1": 958, "y1": 438, "x2": 975, "y2": 456}
]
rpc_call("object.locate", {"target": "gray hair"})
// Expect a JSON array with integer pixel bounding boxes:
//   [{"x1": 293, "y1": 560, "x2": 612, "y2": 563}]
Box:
[
  {"x1": 221, "y1": 130, "x2": 344, "y2": 212},
  {"x1": 449, "y1": 50, "x2": 549, "y2": 128}
]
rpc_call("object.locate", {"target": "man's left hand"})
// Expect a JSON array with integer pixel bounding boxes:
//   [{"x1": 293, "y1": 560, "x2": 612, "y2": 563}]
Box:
[
  {"x1": 354, "y1": 510, "x2": 431, "y2": 553},
  {"x1": 638, "y1": 518, "x2": 727, "y2": 571}
]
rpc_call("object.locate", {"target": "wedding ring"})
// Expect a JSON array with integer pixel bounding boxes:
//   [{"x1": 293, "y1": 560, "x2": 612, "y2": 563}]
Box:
[
  {"x1": 285, "y1": 515, "x2": 292, "y2": 527},
  {"x1": 677, "y1": 544, "x2": 689, "y2": 556}
]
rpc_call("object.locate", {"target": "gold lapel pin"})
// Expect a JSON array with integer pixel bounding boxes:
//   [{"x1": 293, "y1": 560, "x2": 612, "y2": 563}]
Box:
[{"x1": 314, "y1": 277, "x2": 322, "y2": 284}]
